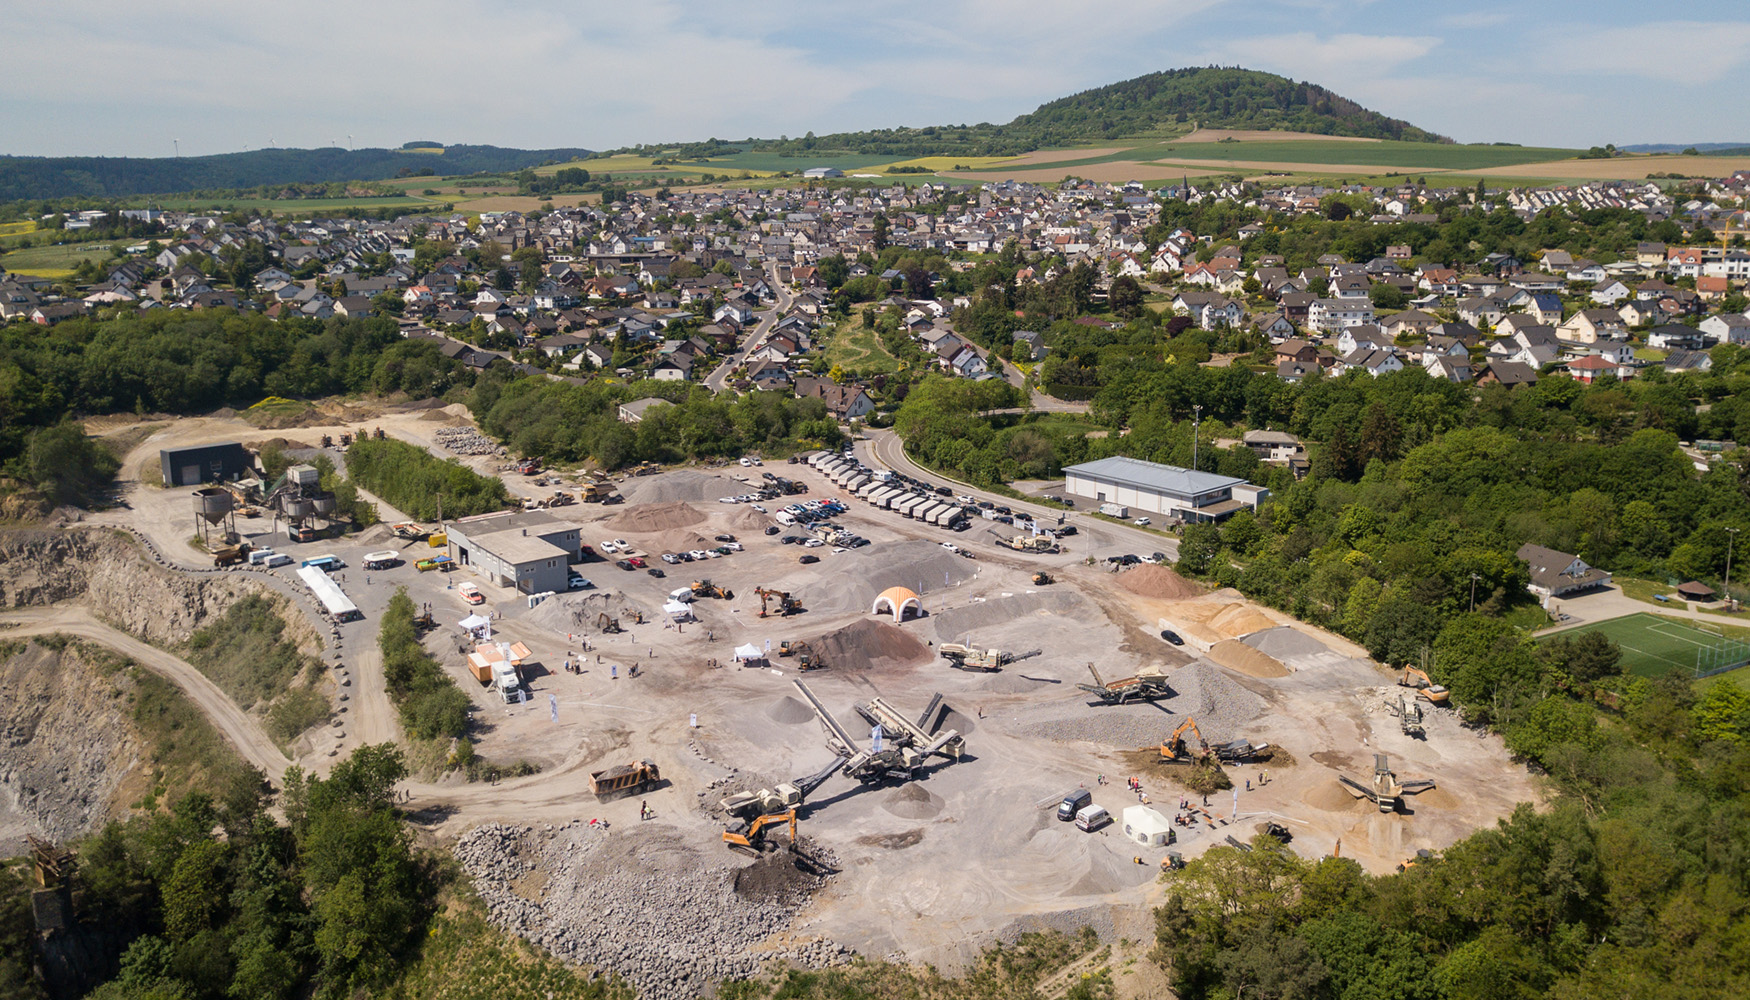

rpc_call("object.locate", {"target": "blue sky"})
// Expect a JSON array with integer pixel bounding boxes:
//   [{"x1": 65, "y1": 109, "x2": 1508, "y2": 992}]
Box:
[{"x1": 4, "y1": 0, "x2": 1748, "y2": 157}]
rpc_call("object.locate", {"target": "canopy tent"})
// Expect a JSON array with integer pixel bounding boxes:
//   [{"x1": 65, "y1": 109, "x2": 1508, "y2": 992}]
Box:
[
  {"x1": 733, "y1": 642, "x2": 764, "y2": 662},
  {"x1": 457, "y1": 614, "x2": 491, "y2": 631},
  {"x1": 664, "y1": 600, "x2": 694, "y2": 619},
  {"x1": 872, "y1": 585, "x2": 923, "y2": 624}
]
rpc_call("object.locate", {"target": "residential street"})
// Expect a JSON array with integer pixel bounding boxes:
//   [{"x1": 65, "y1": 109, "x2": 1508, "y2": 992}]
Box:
[{"x1": 703, "y1": 265, "x2": 794, "y2": 392}]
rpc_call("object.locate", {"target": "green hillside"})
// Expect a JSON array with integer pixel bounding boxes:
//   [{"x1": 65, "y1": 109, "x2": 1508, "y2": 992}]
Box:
[{"x1": 750, "y1": 66, "x2": 1448, "y2": 157}]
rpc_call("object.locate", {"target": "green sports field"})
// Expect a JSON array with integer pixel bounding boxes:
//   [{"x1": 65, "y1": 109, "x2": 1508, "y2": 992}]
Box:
[{"x1": 1552, "y1": 612, "x2": 1749, "y2": 678}]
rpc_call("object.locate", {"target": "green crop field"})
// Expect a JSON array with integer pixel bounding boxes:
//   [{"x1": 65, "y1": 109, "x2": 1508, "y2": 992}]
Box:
[
  {"x1": 0, "y1": 241, "x2": 121, "y2": 277},
  {"x1": 1548, "y1": 612, "x2": 1750, "y2": 679},
  {"x1": 1144, "y1": 139, "x2": 1580, "y2": 170}
]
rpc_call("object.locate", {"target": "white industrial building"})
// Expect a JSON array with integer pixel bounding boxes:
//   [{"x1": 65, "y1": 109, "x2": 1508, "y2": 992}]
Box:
[
  {"x1": 1063, "y1": 456, "x2": 1267, "y2": 523},
  {"x1": 444, "y1": 510, "x2": 582, "y2": 595}
]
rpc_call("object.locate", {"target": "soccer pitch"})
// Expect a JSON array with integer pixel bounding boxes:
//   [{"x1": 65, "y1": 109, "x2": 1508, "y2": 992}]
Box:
[{"x1": 1553, "y1": 612, "x2": 1748, "y2": 678}]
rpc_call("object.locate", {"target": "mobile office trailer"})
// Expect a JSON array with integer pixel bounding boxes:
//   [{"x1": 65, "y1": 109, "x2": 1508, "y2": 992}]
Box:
[{"x1": 300, "y1": 554, "x2": 340, "y2": 571}]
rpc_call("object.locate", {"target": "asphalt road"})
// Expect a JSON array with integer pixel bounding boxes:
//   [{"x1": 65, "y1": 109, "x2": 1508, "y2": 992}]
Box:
[
  {"x1": 704, "y1": 266, "x2": 795, "y2": 392},
  {"x1": 858, "y1": 429, "x2": 1179, "y2": 562}
]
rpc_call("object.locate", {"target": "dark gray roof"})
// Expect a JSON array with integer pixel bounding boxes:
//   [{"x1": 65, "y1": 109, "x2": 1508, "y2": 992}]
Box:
[{"x1": 1064, "y1": 456, "x2": 1246, "y2": 498}]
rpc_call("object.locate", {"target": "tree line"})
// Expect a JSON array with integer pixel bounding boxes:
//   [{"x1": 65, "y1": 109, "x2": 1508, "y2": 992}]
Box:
[{"x1": 343, "y1": 437, "x2": 508, "y2": 522}]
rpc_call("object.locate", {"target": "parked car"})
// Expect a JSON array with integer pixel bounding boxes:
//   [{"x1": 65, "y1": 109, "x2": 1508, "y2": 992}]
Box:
[
  {"x1": 599, "y1": 540, "x2": 618, "y2": 554},
  {"x1": 627, "y1": 556, "x2": 646, "y2": 568},
  {"x1": 613, "y1": 539, "x2": 629, "y2": 550},
  {"x1": 799, "y1": 554, "x2": 820, "y2": 564},
  {"x1": 765, "y1": 525, "x2": 781, "y2": 535},
  {"x1": 568, "y1": 574, "x2": 592, "y2": 590},
  {"x1": 647, "y1": 568, "x2": 666, "y2": 578},
  {"x1": 1134, "y1": 517, "x2": 1151, "y2": 526},
  {"x1": 803, "y1": 538, "x2": 824, "y2": 548},
  {"x1": 1160, "y1": 630, "x2": 1183, "y2": 646},
  {"x1": 661, "y1": 553, "x2": 680, "y2": 564},
  {"x1": 615, "y1": 559, "x2": 634, "y2": 571},
  {"x1": 751, "y1": 505, "x2": 767, "y2": 513},
  {"x1": 714, "y1": 534, "x2": 736, "y2": 543}
]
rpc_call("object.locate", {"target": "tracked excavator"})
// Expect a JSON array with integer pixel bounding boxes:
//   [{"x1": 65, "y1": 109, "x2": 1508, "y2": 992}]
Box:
[
  {"x1": 1159, "y1": 716, "x2": 1269, "y2": 764},
  {"x1": 1398, "y1": 667, "x2": 1450, "y2": 705},
  {"x1": 755, "y1": 587, "x2": 803, "y2": 618},
  {"x1": 596, "y1": 612, "x2": 622, "y2": 634},
  {"x1": 722, "y1": 809, "x2": 797, "y2": 853}
]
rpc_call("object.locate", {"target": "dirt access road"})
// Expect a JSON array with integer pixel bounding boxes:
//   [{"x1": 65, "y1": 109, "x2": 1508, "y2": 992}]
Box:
[{"x1": 0, "y1": 606, "x2": 294, "y2": 782}]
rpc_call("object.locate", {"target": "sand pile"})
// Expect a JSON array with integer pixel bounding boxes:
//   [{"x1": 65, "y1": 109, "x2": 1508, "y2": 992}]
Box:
[
  {"x1": 802, "y1": 540, "x2": 979, "y2": 614},
  {"x1": 523, "y1": 590, "x2": 652, "y2": 634},
  {"x1": 1118, "y1": 563, "x2": 1202, "y2": 600},
  {"x1": 1243, "y1": 627, "x2": 1353, "y2": 671},
  {"x1": 882, "y1": 783, "x2": 945, "y2": 819},
  {"x1": 928, "y1": 590, "x2": 1090, "y2": 640},
  {"x1": 810, "y1": 619, "x2": 929, "y2": 672},
  {"x1": 1208, "y1": 603, "x2": 1279, "y2": 638},
  {"x1": 603, "y1": 502, "x2": 706, "y2": 533},
  {"x1": 724, "y1": 507, "x2": 772, "y2": 531},
  {"x1": 352, "y1": 523, "x2": 397, "y2": 544},
  {"x1": 1165, "y1": 659, "x2": 1269, "y2": 736},
  {"x1": 1207, "y1": 639, "x2": 1291, "y2": 679},
  {"x1": 764, "y1": 696, "x2": 815, "y2": 725},
  {"x1": 654, "y1": 529, "x2": 714, "y2": 553},
  {"x1": 939, "y1": 707, "x2": 978, "y2": 734},
  {"x1": 619, "y1": 470, "x2": 737, "y2": 505},
  {"x1": 1303, "y1": 782, "x2": 1369, "y2": 813}
]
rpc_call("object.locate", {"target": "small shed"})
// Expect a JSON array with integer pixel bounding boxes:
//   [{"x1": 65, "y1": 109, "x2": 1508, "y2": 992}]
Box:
[
  {"x1": 1677, "y1": 581, "x2": 1717, "y2": 601},
  {"x1": 1122, "y1": 805, "x2": 1173, "y2": 848}
]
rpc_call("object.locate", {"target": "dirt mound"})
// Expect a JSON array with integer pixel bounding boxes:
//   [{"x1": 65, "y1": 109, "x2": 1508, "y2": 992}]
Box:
[
  {"x1": 882, "y1": 783, "x2": 945, "y2": 819},
  {"x1": 803, "y1": 540, "x2": 979, "y2": 614},
  {"x1": 603, "y1": 502, "x2": 706, "y2": 533},
  {"x1": 417, "y1": 407, "x2": 464, "y2": 423},
  {"x1": 929, "y1": 589, "x2": 1091, "y2": 640},
  {"x1": 1118, "y1": 563, "x2": 1202, "y2": 600},
  {"x1": 619, "y1": 470, "x2": 739, "y2": 505},
  {"x1": 352, "y1": 523, "x2": 396, "y2": 544},
  {"x1": 723, "y1": 507, "x2": 772, "y2": 531},
  {"x1": 1411, "y1": 786, "x2": 1458, "y2": 810},
  {"x1": 1164, "y1": 659, "x2": 1269, "y2": 736},
  {"x1": 654, "y1": 529, "x2": 714, "y2": 554},
  {"x1": 1207, "y1": 639, "x2": 1290, "y2": 678},
  {"x1": 1303, "y1": 781, "x2": 1369, "y2": 813},
  {"x1": 765, "y1": 696, "x2": 815, "y2": 725},
  {"x1": 731, "y1": 848, "x2": 823, "y2": 905},
  {"x1": 522, "y1": 590, "x2": 652, "y2": 634},
  {"x1": 939, "y1": 708, "x2": 978, "y2": 735},
  {"x1": 811, "y1": 619, "x2": 929, "y2": 672},
  {"x1": 1208, "y1": 603, "x2": 1279, "y2": 638}
]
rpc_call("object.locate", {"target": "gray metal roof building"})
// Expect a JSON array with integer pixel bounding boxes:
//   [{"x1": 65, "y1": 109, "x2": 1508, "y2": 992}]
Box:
[
  {"x1": 446, "y1": 510, "x2": 581, "y2": 595},
  {"x1": 1063, "y1": 456, "x2": 1265, "y2": 522}
]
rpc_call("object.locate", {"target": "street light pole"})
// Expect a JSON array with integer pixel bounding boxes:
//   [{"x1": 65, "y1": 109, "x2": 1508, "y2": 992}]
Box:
[
  {"x1": 1469, "y1": 572, "x2": 1480, "y2": 613},
  {"x1": 1727, "y1": 527, "x2": 1739, "y2": 611},
  {"x1": 1192, "y1": 404, "x2": 1202, "y2": 471}
]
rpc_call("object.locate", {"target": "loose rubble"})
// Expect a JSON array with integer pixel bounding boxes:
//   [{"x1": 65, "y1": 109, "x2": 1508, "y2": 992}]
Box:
[
  {"x1": 434, "y1": 426, "x2": 506, "y2": 456},
  {"x1": 456, "y1": 822, "x2": 847, "y2": 1000}
]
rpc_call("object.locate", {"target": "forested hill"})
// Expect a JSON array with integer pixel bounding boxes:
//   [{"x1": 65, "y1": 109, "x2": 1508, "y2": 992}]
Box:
[
  {"x1": 0, "y1": 143, "x2": 592, "y2": 201},
  {"x1": 1009, "y1": 67, "x2": 1450, "y2": 144},
  {"x1": 750, "y1": 66, "x2": 1449, "y2": 157}
]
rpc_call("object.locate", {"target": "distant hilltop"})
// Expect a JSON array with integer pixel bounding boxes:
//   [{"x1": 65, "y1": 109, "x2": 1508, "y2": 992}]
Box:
[{"x1": 0, "y1": 144, "x2": 593, "y2": 202}]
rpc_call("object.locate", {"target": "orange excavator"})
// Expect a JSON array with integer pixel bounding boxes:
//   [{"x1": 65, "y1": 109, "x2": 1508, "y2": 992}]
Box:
[
  {"x1": 722, "y1": 808, "x2": 797, "y2": 853},
  {"x1": 1160, "y1": 716, "x2": 1210, "y2": 764},
  {"x1": 754, "y1": 587, "x2": 802, "y2": 618},
  {"x1": 1399, "y1": 667, "x2": 1450, "y2": 705}
]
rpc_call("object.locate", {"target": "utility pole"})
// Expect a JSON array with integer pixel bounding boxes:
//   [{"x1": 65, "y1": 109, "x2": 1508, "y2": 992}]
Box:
[
  {"x1": 1727, "y1": 527, "x2": 1739, "y2": 611},
  {"x1": 1469, "y1": 572, "x2": 1481, "y2": 613},
  {"x1": 172, "y1": 138, "x2": 181, "y2": 158},
  {"x1": 1192, "y1": 404, "x2": 1202, "y2": 471}
]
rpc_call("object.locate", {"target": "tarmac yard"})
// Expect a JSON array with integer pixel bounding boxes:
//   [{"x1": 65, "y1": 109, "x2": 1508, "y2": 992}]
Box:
[{"x1": 80, "y1": 412, "x2": 1544, "y2": 988}]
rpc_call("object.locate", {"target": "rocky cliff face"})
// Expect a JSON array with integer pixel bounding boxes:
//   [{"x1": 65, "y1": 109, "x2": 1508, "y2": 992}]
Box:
[{"x1": 0, "y1": 640, "x2": 143, "y2": 856}]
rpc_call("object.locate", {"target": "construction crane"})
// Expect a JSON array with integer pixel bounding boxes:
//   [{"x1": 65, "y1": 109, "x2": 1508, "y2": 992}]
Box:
[
  {"x1": 792, "y1": 679, "x2": 962, "y2": 784},
  {"x1": 755, "y1": 587, "x2": 803, "y2": 618},
  {"x1": 1398, "y1": 666, "x2": 1450, "y2": 705},
  {"x1": 722, "y1": 809, "x2": 797, "y2": 853},
  {"x1": 720, "y1": 754, "x2": 848, "y2": 818},
  {"x1": 1338, "y1": 753, "x2": 1436, "y2": 813},
  {"x1": 1078, "y1": 663, "x2": 1172, "y2": 705}
]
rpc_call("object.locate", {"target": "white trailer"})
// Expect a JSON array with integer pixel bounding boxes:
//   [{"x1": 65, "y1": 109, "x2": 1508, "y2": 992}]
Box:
[{"x1": 896, "y1": 495, "x2": 930, "y2": 518}]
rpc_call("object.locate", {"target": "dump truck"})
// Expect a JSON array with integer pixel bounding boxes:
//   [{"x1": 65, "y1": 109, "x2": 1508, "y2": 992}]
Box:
[
  {"x1": 1078, "y1": 663, "x2": 1172, "y2": 704},
  {"x1": 415, "y1": 555, "x2": 453, "y2": 572},
  {"x1": 589, "y1": 760, "x2": 660, "y2": 801},
  {"x1": 578, "y1": 482, "x2": 615, "y2": 503},
  {"x1": 212, "y1": 543, "x2": 250, "y2": 567}
]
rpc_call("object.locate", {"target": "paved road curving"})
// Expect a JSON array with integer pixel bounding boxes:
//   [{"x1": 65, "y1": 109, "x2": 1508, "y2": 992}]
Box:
[
  {"x1": 703, "y1": 267, "x2": 797, "y2": 392},
  {"x1": 0, "y1": 606, "x2": 294, "y2": 784}
]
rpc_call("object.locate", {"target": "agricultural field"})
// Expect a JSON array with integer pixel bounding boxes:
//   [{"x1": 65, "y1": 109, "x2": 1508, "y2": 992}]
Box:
[
  {"x1": 1549, "y1": 612, "x2": 1750, "y2": 678},
  {"x1": 0, "y1": 240, "x2": 121, "y2": 278},
  {"x1": 146, "y1": 194, "x2": 437, "y2": 214},
  {"x1": 1145, "y1": 139, "x2": 1581, "y2": 171}
]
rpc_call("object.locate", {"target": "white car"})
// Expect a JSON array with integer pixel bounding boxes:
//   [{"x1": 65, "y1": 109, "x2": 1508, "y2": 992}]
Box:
[
  {"x1": 1133, "y1": 517, "x2": 1151, "y2": 526},
  {"x1": 739, "y1": 457, "x2": 752, "y2": 466},
  {"x1": 940, "y1": 541, "x2": 959, "y2": 552},
  {"x1": 956, "y1": 495, "x2": 975, "y2": 505},
  {"x1": 724, "y1": 541, "x2": 743, "y2": 552},
  {"x1": 832, "y1": 547, "x2": 848, "y2": 554},
  {"x1": 803, "y1": 538, "x2": 824, "y2": 548},
  {"x1": 599, "y1": 540, "x2": 618, "y2": 554},
  {"x1": 719, "y1": 496, "x2": 739, "y2": 503},
  {"x1": 613, "y1": 539, "x2": 629, "y2": 550},
  {"x1": 661, "y1": 553, "x2": 680, "y2": 564},
  {"x1": 688, "y1": 549, "x2": 710, "y2": 561},
  {"x1": 751, "y1": 504, "x2": 767, "y2": 513}
]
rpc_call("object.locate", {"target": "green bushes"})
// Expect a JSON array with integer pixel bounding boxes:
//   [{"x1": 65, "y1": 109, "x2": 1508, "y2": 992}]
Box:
[
  {"x1": 379, "y1": 589, "x2": 470, "y2": 740},
  {"x1": 346, "y1": 437, "x2": 508, "y2": 521},
  {"x1": 183, "y1": 594, "x2": 320, "y2": 710}
]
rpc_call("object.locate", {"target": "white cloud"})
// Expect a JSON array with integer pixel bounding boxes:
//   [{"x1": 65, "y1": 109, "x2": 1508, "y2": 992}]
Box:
[{"x1": 1552, "y1": 20, "x2": 1750, "y2": 83}]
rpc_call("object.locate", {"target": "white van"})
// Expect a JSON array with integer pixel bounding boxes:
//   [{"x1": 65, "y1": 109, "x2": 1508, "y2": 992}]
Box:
[
  {"x1": 1074, "y1": 804, "x2": 1110, "y2": 832},
  {"x1": 262, "y1": 554, "x2": 293, "y2": 567},
  {"x1": 775, "y1": 512, "x2": 797, "y2": 527}
]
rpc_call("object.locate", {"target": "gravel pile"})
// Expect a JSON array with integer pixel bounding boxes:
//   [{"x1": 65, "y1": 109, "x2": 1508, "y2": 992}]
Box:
[
  {"x1": 1243, "y1": 626, "x2": 1352, "y2": 671},
  {"x1": 602, "y1": 502, "x2": 707, "y2": 533},
  {"x1": 1165, "y1": 659, "x2": 1269, "y2": 738},
  {"x1": 620, "y1": 471, "x2": 740, "y2": 505},
  {"x1": 456, "y1": 822, "x2": 847, "y2": 1000},
  {"x1": 435, "y1": 426, "x2": 505, "y2": 456},
  {"x1": 1011, "y1": 658, "x2": 1268, "y2": 748}
]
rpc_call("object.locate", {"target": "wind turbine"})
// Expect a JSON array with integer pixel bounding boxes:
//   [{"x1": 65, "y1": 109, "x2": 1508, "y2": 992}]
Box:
[{"x1": 172, "y1": 138, "x2": 181, "y2": 157}]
